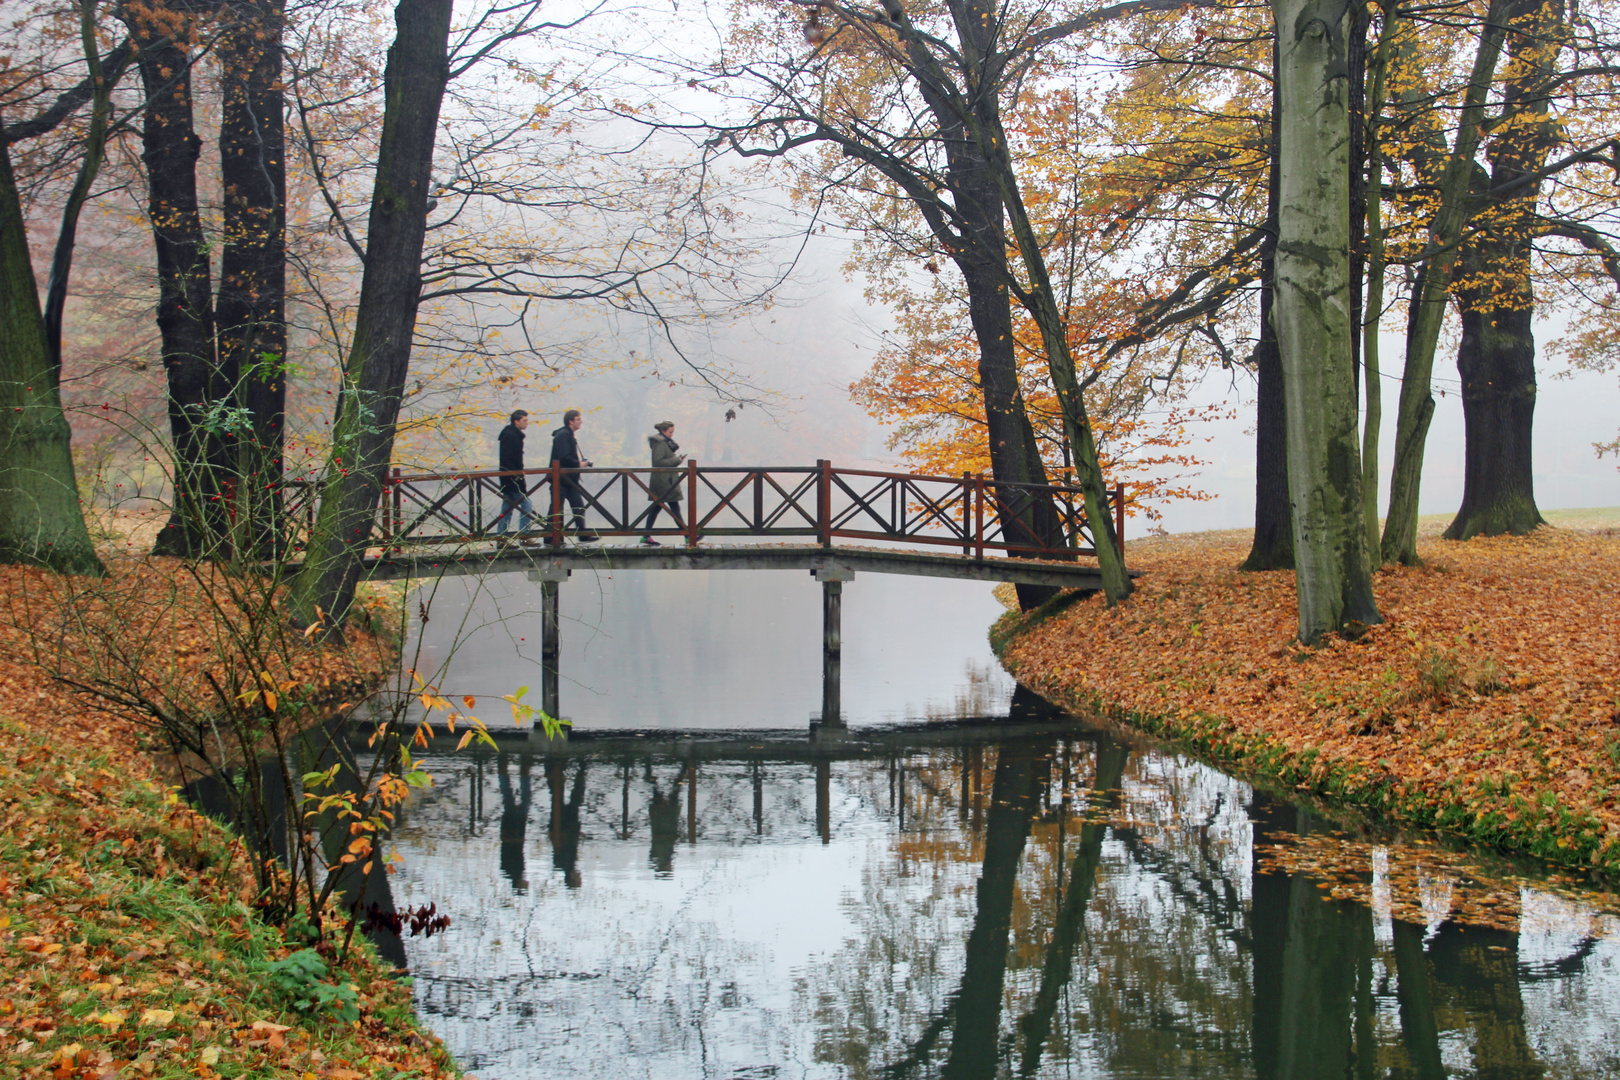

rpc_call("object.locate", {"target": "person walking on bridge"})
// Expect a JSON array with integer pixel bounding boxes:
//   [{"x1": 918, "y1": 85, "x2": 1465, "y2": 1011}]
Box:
[
  {"x1": 493, "y1": 409, "x2": 538, "y2": 544},
  {"x1": 550, "y1": 409, "x2": 599, "y2": 542},
  {"x1": 639, "y1": 420, "x2": 684, "y2": 546}
]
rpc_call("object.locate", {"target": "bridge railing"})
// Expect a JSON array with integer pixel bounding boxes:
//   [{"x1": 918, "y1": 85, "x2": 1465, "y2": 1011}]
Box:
[{"x1": 349, "y1": 462, "x2": 1123, "y2": 561}]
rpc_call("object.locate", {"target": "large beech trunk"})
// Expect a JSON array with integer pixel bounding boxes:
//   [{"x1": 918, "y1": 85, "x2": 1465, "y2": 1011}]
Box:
[
  {"x1": 954, "y1": 178, "x2": 1060, "y2": 611},
  {"x1": 1272, "y1": 0, "x2": 1380, "y2": 643},
  {"x1": 1246, "y1": 311, "x2": 1294, "y2": 572},
  {"x1": 216, "y1": 0, "x2": 287, "y2": 552},
  {"x1": 1444, "y1": 0, "x2": 1562, "y2": 541},
  {"x1": 0, "y1": 144, "x2": 102, "y2": 574},
  {"x1": 923, "y1": 5, "x2": 1061, "y2": 611},
  {"x1": 131, "y1": 15, "x2": 225, "y2": 558},
  {"x1": 1446, "y1": 257, "x2": 1543, "y2": 539},
  {"x1": 887, "y1": 0, "x2": 1128, "y2": 606},
  {"x1": 289, "y1": 0, "x2": 453, "y2": 627},
  {"x1": 1243, "y1": 39, "x2": 1293, "y2": 573}
]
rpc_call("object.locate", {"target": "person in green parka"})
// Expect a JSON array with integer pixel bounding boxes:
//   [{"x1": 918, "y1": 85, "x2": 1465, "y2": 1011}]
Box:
[{"x1": 640, "y1": 421, "x2": 685, "y2": 545}]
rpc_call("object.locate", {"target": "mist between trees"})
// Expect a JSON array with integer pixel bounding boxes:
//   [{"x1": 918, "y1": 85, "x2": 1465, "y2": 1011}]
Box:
[{"x1": 4, "y1": 0, "x2": 1620, "y2": 635}]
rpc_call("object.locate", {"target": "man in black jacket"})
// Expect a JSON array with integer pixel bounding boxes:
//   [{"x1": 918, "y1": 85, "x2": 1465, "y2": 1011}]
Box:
[
  {"x1": 549, "y1": 409, "x2": 598, "y2": 541},
  {"x1": 492, "y1": 410, "x2": 537, "y2": 541}
]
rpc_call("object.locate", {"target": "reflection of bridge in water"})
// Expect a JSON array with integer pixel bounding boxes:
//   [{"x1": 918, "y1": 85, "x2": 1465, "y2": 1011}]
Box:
[
  {"x1": 404, "y1": 698, "x2": 1085, "y2": 867},
  {"x1": 289, "y1": 463, "x2": 1134, "y2": 724},
  {"x1": 376, "y1": 690, "x2": 1609, "y2": 1080}
]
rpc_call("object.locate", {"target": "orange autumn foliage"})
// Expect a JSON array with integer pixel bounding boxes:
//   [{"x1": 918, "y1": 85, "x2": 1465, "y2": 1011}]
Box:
[
  {"x1": 998, "y1": 525, "x2": 1620, "y2": 873},
  {"x1": 0, "y1": 563, "x2": 460, "y2": 1079}
]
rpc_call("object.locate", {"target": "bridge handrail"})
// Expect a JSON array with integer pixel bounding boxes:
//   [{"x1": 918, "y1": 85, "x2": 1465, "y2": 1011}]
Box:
[
  {"x1": 345, "y1": 462, "x2": 1100, "y2": 499},
  {"x1": 277, "y1": 461, "x2": 1126, "y2": 563}
]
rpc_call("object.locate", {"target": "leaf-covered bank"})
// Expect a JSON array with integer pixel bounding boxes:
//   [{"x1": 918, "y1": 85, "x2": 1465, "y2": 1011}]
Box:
[
  {"x1": 0, "y1": 564, "x2": 461, "y2": 1079},
  {"x1": 993, "y1": 524, "x2": 1620, "y2": 877}
]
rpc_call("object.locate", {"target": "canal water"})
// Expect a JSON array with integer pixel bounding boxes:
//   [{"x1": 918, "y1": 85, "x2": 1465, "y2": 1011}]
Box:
[{"x1": 379, "y1": 568, "x2": 1620, "y2": 1079}]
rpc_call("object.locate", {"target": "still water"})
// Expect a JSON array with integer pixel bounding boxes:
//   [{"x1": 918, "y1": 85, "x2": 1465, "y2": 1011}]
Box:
[{"x1": 382, "y1": 569, "x2": 1620, "y2": 1079}]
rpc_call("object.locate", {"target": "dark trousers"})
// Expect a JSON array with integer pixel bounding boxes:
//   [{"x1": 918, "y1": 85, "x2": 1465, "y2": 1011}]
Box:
[
  {"x1": 642, "y1": 501, "x2": 684, "y2": 533},
  {"x1": 555, "y1": 478, "x2": 587, "y2": 531}
]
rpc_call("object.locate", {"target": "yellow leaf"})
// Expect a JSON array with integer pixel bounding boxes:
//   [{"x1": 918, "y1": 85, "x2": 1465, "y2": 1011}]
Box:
[
  {"x1": 94, "y1": 1009, "x2": 126, "y2": 1027},
  {"x1": 456, "y1": 730, "x2": 474, "y2": 751},
  {"x1": 140, "y1": 1008, "x2": 175, "y2": 1026},
  {"x1": 200, "y1": 1046, "x2": 222, "y2": 1066}
]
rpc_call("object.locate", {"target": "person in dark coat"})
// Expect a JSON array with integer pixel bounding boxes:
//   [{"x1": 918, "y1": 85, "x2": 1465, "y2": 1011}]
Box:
[
  {"x1": 548, "y1": 409, "x2": 598, "y2": 541},
  {"x1": 639, "y1": 420, "x2": 684, "y2": 546},
  {"x1": 492, "y1": 409, "x2": 537, "y2": 541}
]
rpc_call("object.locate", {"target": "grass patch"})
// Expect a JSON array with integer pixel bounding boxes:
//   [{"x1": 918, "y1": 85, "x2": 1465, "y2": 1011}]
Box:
[{"x1": 0, "y1": 717, "x2": 460, "y2": 1079}]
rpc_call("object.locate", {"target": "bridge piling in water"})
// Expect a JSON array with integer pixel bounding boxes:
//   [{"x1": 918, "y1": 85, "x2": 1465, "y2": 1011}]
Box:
[
  {"x1": 813, "y1": 567, "x2": 854, "y2": 727},
  {"x1": 527, "y1": 564, "x2": 571, "y2": 734}
]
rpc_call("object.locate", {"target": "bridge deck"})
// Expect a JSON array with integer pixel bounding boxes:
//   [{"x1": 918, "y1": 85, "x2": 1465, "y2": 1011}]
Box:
[{"x1": 355, "y1": 541, "x2": 1126, "y2": 588}]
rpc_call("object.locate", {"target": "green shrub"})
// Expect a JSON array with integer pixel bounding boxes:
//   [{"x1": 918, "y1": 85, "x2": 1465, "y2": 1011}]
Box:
[{"x1": 261, "y1": 948, "x2": 361, "y2": 1024}]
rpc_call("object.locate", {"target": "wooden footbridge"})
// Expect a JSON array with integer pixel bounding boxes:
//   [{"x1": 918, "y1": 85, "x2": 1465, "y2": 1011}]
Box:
[{"x1": 284, "y1": 461, "x2": 1132, "y2": 725}]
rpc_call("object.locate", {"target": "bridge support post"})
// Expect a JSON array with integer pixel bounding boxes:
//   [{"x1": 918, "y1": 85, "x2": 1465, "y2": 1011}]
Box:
[
  {"x1": 812, "y1": 567, "x2": 854, "y2": 727},
  {"x1": 527, "y1": 563, "x2": 571, "y2": 739}
]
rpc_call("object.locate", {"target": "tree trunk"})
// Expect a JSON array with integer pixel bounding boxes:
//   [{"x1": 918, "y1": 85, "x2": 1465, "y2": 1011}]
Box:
[
  {"x1": 131, "y1": 14, "x2": 225, "y2": 558},
  {"x1": 1446, "y1": 249, "x2": 1543, "y2": 539},
  {"x1": 925, "y1": 6, "x2": 1061, "y2": 611},
  {"x1": 1347, "y1": 4, "x2": 1368, "y2": 411},
  {"x1": 1381, "y1": 0, "x2": 1512, "y2": 565},
  {"x1": 289, "y1": 0, "x2": 452, "y2": 627},
  {"x1": 0, "y1": 143, "x2": 102, "y2": 574},
  {"x1": 1271, "y1": 0, "x2": 1380, "y2": 643},
  {"x1": 1243, "y1": 37, "x2": 1293, "y2": 573},
  {"x1": 983, "y1": 119, "x2": 1133, "y2": 604},
  {"x1": 958, "y1": 230, "x2": 1059, "y2": 611},
  {"x1": 1361, "y1": 2, "x2": 1400, "y2": 568},
  {"x1": 1444, "y1": 0, "x2": 1563, "y2": 541},
  {"x1": 216, "y1": 0, "x2": 287, "y2": 554},
  {"x1": 42, "y1": 0, "x2": 119, "y2": 378}
]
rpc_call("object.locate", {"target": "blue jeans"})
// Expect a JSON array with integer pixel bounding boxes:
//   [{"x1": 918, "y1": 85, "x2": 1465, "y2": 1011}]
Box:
[{"x1": 493, "y1": 490, "x2": 535, "y2": 534}]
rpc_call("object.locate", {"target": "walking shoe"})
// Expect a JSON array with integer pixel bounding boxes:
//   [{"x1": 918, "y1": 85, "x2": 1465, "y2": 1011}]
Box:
[
  {"x1": 639, "y1": 536, "x2": 661, "y2": 546},
  {"x1": 575, "y1": 529, "x2": 600, "y2": 543}
]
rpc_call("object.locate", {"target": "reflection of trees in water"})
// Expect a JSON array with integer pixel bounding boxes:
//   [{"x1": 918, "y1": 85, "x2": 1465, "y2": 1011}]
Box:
[
  {"x1": 802, "y1": 737, "x2": 1264, "y2": 1079},
  {"x1": 799, "y1": 741, "x2": 1606, "y2": 1080},
  {"x1": 377, "y1": 736, "x2": 1615, "y2": 1080}
]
